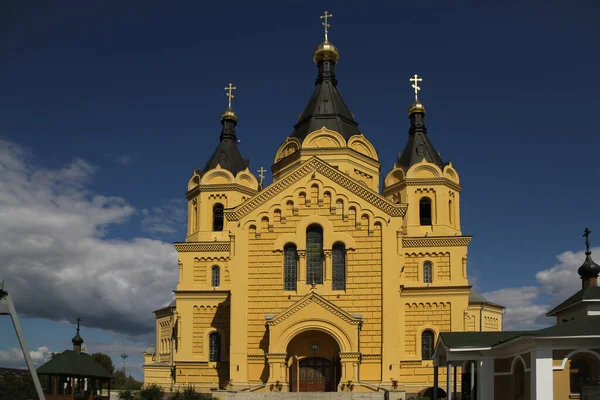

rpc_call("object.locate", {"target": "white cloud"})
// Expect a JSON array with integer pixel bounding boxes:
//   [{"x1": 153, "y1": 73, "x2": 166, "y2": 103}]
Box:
[
  {"x1": 0, "y1": 139, "x2": 178, "y2": 337},
  {"x1": 114, "y1": 154, "x2": 134, "y2": 166},
  {"x1": 141, "y1": 200, "x2": 187, "y2": 235},
  {"x1": 0, "y1": 346, "x2": 52, "y2": 368},
  {"x1": 483, "y1": 247, "x2": 599, "y2": 331}
]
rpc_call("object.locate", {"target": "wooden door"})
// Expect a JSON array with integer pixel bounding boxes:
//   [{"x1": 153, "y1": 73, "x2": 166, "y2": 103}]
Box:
[{"x1": 299, "y1": 358, "x2": 330, "y2": 392}]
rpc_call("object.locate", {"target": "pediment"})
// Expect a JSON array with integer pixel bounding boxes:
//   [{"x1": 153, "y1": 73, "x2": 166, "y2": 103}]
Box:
[
  {"x1": 225, "y1": 157, "x2": 406, "y2": 221},
  {"x1": 266, "y1": 291, "x2": 361, "y2": 327}
]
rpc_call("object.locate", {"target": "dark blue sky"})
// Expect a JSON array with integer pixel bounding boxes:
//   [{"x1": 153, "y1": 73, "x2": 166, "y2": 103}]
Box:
[{"x1": 1, "y1": 0, "x2": 599, "y2": 378}]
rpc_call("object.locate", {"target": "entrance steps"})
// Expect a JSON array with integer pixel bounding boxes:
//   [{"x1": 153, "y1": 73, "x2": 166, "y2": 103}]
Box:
[{"x1": 213, "y1": 392, "x2": 391, "y2": 400}]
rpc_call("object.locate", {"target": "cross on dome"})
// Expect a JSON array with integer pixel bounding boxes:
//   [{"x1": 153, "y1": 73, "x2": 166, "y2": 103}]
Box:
[
  {"x1": 320, "y1": 11, "x2": 332, "y2": 41},
  {"x1": 410, "y1": 74, "x2": 423, "y2": 101},
  {"x1": 224, "y1": 83, "x2": 237, "y2": 109}
]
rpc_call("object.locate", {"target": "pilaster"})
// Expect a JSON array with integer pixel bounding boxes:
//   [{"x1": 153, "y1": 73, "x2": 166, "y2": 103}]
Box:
[
  {"x1": 339, "y1": 352, "x2": 361, "y2": 388},
  {"x1": 531, "y1": 348, "x2": 553, "y2": 400},
  {"x1": 477, "y1": 357, "x2": 494, "y2": 400},
  {"x1": 298, "y1": 250, "x2": 306, "y2": 286}
]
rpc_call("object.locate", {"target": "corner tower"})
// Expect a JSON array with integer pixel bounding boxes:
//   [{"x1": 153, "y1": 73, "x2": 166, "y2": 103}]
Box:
[
  {"x1": 185, "y1": 84, "x2": 259, "y2": 242},
  {"x1": 272, "y1": 13, "x2": 380, "y2": 191},
  {"x1": 383, "y1": 76, "x2": 462, "y2": 237}
]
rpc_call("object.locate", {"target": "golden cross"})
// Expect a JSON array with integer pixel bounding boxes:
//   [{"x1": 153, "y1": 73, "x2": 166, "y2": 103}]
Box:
[
  {"x1": 320, "y1": 11, "x2": 333, "y2": 41},
  {"x1": 258, "y1": 167, "x2": 266, "y2": 185},
  {"x1": 224, "y1": 83, "x2": 237, "y2": 108},
  {"x1": 584, "y1": 228, "x2": 592, "y2": 253},
  {"x1": 410, "y1": 74, "x2": 423, "y2": 100}
]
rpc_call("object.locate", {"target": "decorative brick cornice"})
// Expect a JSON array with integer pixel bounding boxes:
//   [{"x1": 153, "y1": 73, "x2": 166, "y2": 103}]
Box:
[
  {"x1": 247, "y1": 354, "x2": 266, "y2": 362},
  {"x1": 361, "y1": 354, "x2": 381, "y2": 361},
  {"x1": 385, "y1": 178, "x2": 462, "y2": 193},
  {"x1": 174, "y1": 242, "x2": 231, "y2": 252},
  {"x1": 225, "y1": 158, "x2": 407, "y2": 221},
  {"x1": 186, "y1": 184, "x2": 258, "y2": 199},
  {"x1": 339, "y1": 352, "x2": 361, "y2": 361},
  {"x1": 266, "y1": 291, "x2": 361, "y2": 327},
  {"x1": 402, "y1": 236, "x2": 472, "y2": 248}
]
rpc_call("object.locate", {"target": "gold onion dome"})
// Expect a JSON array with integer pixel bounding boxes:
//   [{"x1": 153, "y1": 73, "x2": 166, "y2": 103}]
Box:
[
  {"x1": 313, "y1": 40, "x2": 339, "y2": 64},
  {"x1": 408, "y1": 99, "x2": 426, "y2": 115},
  {"x1": 221, "y1": 106, "x2": 237, "y2": 122}
]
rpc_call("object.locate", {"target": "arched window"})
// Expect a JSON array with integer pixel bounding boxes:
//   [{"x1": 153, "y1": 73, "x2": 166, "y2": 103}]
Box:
[
  {"x1": 423, "y1": 261, "x2": 433, "y2": 283},
  {"x1": 284, "y1": 244, "x2": 298, "y2": 291},
  {"x1": 211, "y1": 266, "x2": 220, "y2": 287},
  {"x1": 332, "y1": 243, "x2": 346, "y2": 290},
  {"x1": 306, "y1": 225, "x2": 324, "y2": 284},
  {"x1": 570, "y1": 357, "x2": 593, "y2": 396},
  {"x1": 213, "y1": 203, "x2": 224, "y2": 231},
  {"x1": 209, "y1": 332, "x2": 221, "y2": 362},
  {"x1": 514, "y1": 359, "x2": 526, "y2": 398},
  {"x1": 448, "y1": 199, "x2": 453, "y2": 224},
  {"x1": 419, "y1": 197, "x2": 432, "y2": 225},
  {"x1": 321, "y1": 100, "x2": 330, "y2": 113},
  {"x1": 421, "y1": 330, "x2": 435, "y2": 360}
]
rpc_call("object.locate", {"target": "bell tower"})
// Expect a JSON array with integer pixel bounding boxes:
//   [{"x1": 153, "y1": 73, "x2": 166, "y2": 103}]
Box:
[
  {"x1": 185, "y1": 84, "x2": 259, "y2": 242},
  {"x1": 383, "y1": 76, "x2": 462, "y2": 237}
]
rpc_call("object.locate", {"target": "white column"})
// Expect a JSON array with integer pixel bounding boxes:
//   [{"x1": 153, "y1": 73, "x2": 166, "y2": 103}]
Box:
[
  {"x1": 477, "y1": 357, "x2": 494, "y2": 400},
  {"x1": 531, "y1": 348, "x2": 553, "y2": 400}
]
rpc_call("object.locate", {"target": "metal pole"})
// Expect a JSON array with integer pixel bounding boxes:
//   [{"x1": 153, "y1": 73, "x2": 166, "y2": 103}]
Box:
[
  {"x1": 470, "y1": 362, "x2": 475, "y2": 400},
  {"x1": 453, "y1": 365, "x2": 457, "y2": 398},
  {"x1": 446, "y1": 362, "x2": 452, "y2": 400},
  {"x1": 0, "y1": 290, "x2": 46, "y2": 400},
  {"x1": 433, "y1": 364, "x2": 438, "y2": 400}
]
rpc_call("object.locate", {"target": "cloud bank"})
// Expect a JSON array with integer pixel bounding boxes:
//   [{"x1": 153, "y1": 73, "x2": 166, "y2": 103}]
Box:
[
  {"x1": 483, "y1": 247, "x2": 599, "y2": 330},
  {"x1": 0, "y1": 139, "x2": 178, "y2": 337}
]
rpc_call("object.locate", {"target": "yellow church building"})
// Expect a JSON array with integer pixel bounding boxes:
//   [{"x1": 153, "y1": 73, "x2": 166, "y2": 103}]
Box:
[{"x1": 142, "y1": 15, "x2": 503, "y2": 397}]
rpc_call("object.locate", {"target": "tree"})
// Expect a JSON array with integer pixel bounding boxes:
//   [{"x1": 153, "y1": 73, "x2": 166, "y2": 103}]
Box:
[
  {"x1": 112, "y1": 368, "x2": 142, "y2": 390},
  {"x1": 91, "y1": 352, "x2": 115, "y2": 375}
]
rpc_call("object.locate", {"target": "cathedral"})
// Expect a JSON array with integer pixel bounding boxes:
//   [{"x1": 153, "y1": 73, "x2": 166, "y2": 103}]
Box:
[{"x1": 142, "y1": 13, "x2": 504, "y2": 396}]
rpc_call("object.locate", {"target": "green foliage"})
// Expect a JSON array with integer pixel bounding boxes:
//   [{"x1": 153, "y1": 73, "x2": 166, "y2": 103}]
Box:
[
  {"x1": 118, "y1": 389, "x2": 135, "y2": 400},
  {"x1": 171, "y1": 385, "x2": 209, "y2": 400},
  {"x1": 139, "y1": 383, "x2": 164, "y2": 400},
  {"x1": 113, "y1": 368, "x2": 142, "y2": 390},
  {"x1": 0, "y1": 372, "x2": 35, "y2": 400},
  {"x1": 91, "y1": 352, "x2": 116, "y2": 375}
]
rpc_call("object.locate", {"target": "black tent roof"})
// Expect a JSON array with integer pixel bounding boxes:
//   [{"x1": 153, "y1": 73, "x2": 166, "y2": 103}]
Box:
[{"x1": 37, "y1": 350, "x2": 112, "y2": 379}]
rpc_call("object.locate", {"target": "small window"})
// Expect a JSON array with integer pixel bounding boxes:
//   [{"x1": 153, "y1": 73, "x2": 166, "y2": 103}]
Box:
[
  {"x1": 332, "y1": 243, "x2": 346, "y2": 290},
  {"x1": 421, "y1": 330, "x2": 435, "y2": 360},
  {"x1": 213, "y1": 203, "x2": 224, "y2": 231},
  {"x1": 209, "y1": 332, "x2": 221, "y2": 362},
  {"x1": 423, "y1": 261, "x2": 433, "y2": 283},
  {"x1": 211, "y1": 266, "x2": 220, "y2": 287},
  {"x1": 321, "y1": 100, "x2": 330, "y2": 113},
  {"x1": 284, "y1": 244, "x2": 298, "y2": 291},
  {"x1": 306, "y1": 225, "x2": 324, "y2": 284},
  {"x1": 570, "y1": 357, "x2": 592, "y2": 396},
  {"x1": 419, "y1": 197, "x2": 432, "y2": 225}
]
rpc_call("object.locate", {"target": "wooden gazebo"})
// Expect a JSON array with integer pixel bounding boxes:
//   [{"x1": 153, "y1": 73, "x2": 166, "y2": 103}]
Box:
[{"x1": 36, "y1": 319, "x2": 113, "y2": 400}]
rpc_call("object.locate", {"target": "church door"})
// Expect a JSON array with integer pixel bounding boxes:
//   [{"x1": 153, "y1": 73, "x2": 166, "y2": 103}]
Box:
[{"x1": 299, "y1": 358, "x2": 331, "y2": 392}]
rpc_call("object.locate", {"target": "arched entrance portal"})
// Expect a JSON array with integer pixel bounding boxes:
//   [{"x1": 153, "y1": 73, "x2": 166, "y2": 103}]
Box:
[{"x1": 287, "y1": 330, "x2": 341, "y2": 392}]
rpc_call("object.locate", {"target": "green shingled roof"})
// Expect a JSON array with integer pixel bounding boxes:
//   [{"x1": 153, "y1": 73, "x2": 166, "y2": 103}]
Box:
[
  {"x1": 439, "y1": 316, "x2": 600, "y2": 350},
  {"x1": 37, "y1": 351, "x2": 112, "y2": 379},
  {"x1": 546, "y1": 286, "x2": 600, "y2": 316},
  {"x1": 468, "y1": 291, "x2": 504, "y2": 309}
]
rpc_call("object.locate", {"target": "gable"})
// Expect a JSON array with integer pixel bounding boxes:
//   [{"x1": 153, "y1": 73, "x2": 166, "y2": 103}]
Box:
[
  {"x1": 225, "y1": 157, "x2": 406, "y2": 221},
  {"x1": 266, "y1": 291, "x2": 362, "y2": 327}
]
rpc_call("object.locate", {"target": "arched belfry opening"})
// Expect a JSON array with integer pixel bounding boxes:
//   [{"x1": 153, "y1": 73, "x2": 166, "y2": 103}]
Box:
[{"x1": 286, "y1": 330, "x2": 341, "y2": 392}]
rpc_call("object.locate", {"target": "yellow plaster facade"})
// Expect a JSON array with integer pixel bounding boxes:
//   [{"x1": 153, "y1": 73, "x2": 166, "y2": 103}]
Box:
[{"x1": 142, "y1": 40, "x2": 503, "y2": 395}]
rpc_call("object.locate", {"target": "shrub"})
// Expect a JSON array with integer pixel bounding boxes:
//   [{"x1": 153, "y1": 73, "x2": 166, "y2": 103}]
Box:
[
  {"x1": 118, "y1": 390, "x2": 134, "y2": 400},
  {"x1": 139, "y1": 383, "x2": 164, "y2": 400}
]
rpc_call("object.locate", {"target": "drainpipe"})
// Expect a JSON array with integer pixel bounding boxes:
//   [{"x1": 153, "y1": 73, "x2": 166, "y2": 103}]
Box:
[{"x1": 355, "y1": 320, "x2": 391, "y2": 394}]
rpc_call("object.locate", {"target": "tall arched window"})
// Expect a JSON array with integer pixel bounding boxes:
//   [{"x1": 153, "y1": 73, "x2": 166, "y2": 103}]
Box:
[
  {"x1": 332, "y1": 243, "x2": 346, "y2": 290},
  {"x1": 211, "y1": 266, "x2": 220, "y2": 287},
  {"x1": 419, "y1": 197, "x2": 432, "y2": 225},
  {"x1": 570, "y1": 357, "x2": 593, "y2": 396},
  {"x1": 209, "y1": 332, "x2": 221, "y2": 362},
  {"x1": 423, "y1": 261, "x2": 433, "y2": 283},
  {"x1": 284, "y1": 244, "x2": 298, "y2": 291},
  {"x1": 514, "y1": 359, "x2": 526, "y2": 398},
  {"x1": 421, "y1": 330, "x2": 435, "y2": 360},
  {"x1": 306, "y1": 225, "x2": 324, "y2": 284},
  {"x1": 213, "y1": 203, "x2": 224, "y2": 231}
]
